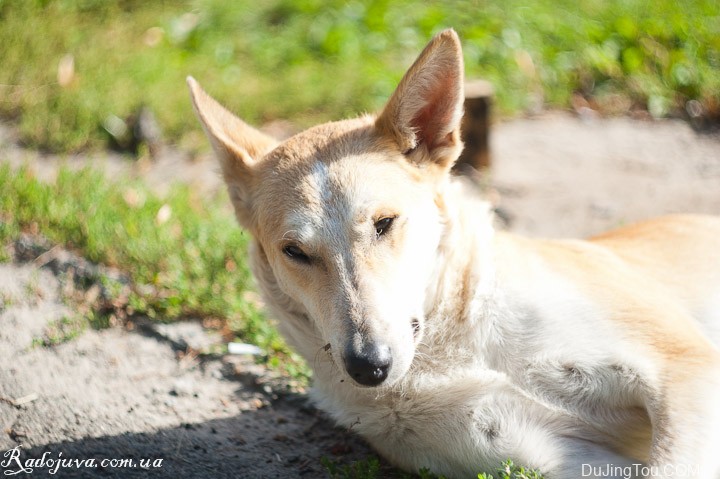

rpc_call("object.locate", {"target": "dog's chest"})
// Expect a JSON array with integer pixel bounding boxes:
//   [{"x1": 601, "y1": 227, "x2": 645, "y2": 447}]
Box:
[{"x1": 455, "y1": 286, "x2": 653, "y2": 430}]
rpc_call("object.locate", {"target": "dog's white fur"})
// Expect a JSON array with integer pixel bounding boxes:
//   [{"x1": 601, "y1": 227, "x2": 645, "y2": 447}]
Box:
[{"x1": 188, "y1": 30, "x2": 720, "y2": 479}]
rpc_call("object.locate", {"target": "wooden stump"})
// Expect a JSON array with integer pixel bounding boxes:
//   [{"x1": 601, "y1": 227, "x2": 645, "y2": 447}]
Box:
[{"x1": 454, "y1": 79, "x2": 493, "y2": 173}]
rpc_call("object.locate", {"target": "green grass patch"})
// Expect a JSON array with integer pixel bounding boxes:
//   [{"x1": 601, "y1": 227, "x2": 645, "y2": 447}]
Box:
[
  {"x1": 1, "y1": 0, "x2": 718, "y2": 152},
  {"x1": 32, "y1": 314, "x2": 88, "y2": 347},
  {"x1": 322, "y1": 457, "x2": 546, "y2": 479},
  {"x1": 323, "y1": 456, "x2": 383, "y2": 479},
  {"x1": 478, "y1": 460, "x2": 545, "y2": 479},
  {"x1": 0, "y1": 163, "x2": 306, "y2": 376}
]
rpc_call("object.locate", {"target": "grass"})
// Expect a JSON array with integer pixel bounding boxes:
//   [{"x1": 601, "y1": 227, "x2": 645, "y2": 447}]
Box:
[
  {"x1": 322, "y1": 457, "x2": 546, "y2": 479},
  {"x1": 323, "y1": 456, "x2": 384, "y2": 479},
  {"x1": 1, "y1": 0, "x2": 718, "y2": 152},
  {"x1": 0, "y1": 163, "x2": 307, "y2": 377},
  {"x1": 477, "y1": 461, "x2": 545, "y2": 479},
  {"x1": 32, "y1": 314, "x2": 88, "y2": 347}
]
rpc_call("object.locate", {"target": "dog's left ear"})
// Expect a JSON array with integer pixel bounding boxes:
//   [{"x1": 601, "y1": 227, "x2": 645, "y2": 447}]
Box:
[{"x1": 376, "y1": 29, "x2": 464, "y2": 169}]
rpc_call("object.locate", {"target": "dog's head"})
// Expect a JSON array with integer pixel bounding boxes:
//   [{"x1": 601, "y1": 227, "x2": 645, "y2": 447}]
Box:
[{"x1": 188, "y1": 30, "x2": 465, "y2": 387}]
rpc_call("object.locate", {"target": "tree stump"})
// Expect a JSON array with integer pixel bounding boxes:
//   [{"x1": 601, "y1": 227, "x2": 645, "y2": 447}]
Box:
[{"x1": 455, "y1": 79, "x2": 493, "y2": 173}]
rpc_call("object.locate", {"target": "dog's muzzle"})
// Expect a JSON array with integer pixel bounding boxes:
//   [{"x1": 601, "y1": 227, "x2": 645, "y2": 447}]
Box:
[{"x1": 343, "y1": 342, "x2": 392, "y2": 387}]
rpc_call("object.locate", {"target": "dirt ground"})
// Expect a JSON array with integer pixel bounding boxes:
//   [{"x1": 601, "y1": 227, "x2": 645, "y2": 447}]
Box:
[{"x1": 1, "y1": 113, "x2": 719, "y2": 478}]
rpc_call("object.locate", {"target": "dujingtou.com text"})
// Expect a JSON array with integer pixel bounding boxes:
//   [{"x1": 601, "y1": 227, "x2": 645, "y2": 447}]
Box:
[{"x1": 582, "y1": 463, "x2": 702, "y2": 479}]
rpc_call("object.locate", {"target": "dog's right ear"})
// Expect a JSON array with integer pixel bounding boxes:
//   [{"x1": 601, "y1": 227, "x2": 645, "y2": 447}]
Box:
[{"x1": 187, "y1": 76, "x2": 277, "y2": 228}]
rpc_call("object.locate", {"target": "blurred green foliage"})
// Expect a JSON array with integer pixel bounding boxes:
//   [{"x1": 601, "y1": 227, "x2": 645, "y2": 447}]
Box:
[{"x1": 1, "y1": 0, "x2": 718, "y2": 152}]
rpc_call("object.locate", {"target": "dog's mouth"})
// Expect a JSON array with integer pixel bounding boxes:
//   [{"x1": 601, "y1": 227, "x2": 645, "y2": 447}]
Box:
[
  {"x1": 322, "y1": 317, "x2": 423, "y2": 387},
  {"x1": 337, "y1": 319, "x2": 423, "y2": 388},
  {"x1": 411, "y1": 317, "x2": 422, "y2": 341}
]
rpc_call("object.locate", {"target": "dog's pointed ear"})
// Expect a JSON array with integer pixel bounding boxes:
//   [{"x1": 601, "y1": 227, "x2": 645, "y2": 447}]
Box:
[
  {"x1": 187, "y1": 76, "x2": 277, "y2": 228},
  {"x1": 376, "y1": 29, "x2": 464, "y2": 169}
]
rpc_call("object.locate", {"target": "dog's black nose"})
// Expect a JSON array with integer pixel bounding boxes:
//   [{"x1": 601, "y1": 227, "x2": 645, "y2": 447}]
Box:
[{"x1": 343, "y1": 344, "x2": 392, "y2": 387}]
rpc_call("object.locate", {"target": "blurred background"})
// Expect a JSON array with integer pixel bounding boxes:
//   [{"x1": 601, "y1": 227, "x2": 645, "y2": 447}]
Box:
[{"x1": 1, "y1": 0, "x2": 718, "y2": 152}]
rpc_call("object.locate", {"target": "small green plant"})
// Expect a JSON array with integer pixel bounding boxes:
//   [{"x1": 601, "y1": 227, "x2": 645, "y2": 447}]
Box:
[
  {"x1": 478, "y1": 460, "x2": 545, "y2": 479},
  {"x1": 322, "y1": 456, "x2": 382, "y2": 479},
  {"x1": 417, "y1": 467, "x2": 447, "y2": 479},
  {"x1": 0, "y1": 291, "x2": 17, "y2": 310},
  {"x1": 32, "y1": 314, "x2": 87, "y2": 347}
]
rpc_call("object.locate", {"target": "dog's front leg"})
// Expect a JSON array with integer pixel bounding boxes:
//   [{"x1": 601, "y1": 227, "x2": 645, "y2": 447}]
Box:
[
  {"x1": 646, "y1": 353, "x2": 720, "y2": 479},
  {"x1": 357, "y1": 371, "x2": 643, "y2": 479}
]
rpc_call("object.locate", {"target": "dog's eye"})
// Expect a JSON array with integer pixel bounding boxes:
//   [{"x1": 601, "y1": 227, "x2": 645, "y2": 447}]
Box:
[
  {"x1": 374, "y1": 217, "x2": 395, "y2": 237},
  {"x1": 282, "y1": 244, "x2": 310, "y2": 263}
]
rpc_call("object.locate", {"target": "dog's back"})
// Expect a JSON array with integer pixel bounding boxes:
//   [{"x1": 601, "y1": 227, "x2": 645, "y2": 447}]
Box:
[{"x1": 591, "y1": 215, "x2": 720, "y2": 346}]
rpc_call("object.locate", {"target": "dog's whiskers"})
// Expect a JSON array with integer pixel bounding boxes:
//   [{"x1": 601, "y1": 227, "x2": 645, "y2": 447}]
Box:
[{"x1": 312, "y1": 341, "x2": 339, "y2": 374}]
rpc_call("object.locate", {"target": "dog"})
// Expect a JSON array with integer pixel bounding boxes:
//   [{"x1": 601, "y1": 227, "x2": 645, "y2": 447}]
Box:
[{"x1": 188, "y1": 29, "x2": 720, "y2": 479}]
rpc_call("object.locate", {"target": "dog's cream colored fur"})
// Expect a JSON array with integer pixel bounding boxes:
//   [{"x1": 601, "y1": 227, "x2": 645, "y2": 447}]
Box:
[{"x1": 188, "y1": 30, "x2": 720, "y2": 479}]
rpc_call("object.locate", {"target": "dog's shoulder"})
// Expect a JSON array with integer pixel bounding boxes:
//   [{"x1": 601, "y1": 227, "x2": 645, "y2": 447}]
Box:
[{"x1": 589, "y1": 214, "x2": 720, "y2": 251}]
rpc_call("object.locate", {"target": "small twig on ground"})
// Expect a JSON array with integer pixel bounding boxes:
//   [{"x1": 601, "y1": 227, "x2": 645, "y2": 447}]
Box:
[
  {"x1": 32, "y1": 244, "x2": 60, "y2": 267},
  {"x1": 0, "y1": 392, "x2": 39, "y2": 407}
]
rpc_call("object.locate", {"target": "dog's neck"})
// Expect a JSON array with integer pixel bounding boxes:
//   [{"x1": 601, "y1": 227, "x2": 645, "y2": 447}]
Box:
[{"x1": 416, "y1": 177, "x2": 498, "y2": 369}]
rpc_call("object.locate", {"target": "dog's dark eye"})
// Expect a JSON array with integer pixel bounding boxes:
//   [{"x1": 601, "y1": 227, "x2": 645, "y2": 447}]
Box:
[
  {"x1": 374, "y1": 217, "x2": 395, "y2": 237},
  {"x1": 283, "y1": 244, "x2": 310, "y2": 263}
]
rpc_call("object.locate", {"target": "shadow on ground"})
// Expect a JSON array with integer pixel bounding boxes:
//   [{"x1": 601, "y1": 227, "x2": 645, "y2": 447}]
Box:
[
  {"x1": 0, "y1": 258, "x2": 381, "y2": 478},
  {"x1": 10, "y1": 397, "x2": 376, "y2": 478}
]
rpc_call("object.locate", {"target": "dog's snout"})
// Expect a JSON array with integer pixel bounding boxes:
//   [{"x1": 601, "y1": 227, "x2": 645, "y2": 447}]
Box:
[{"x1": 344, "y1": 343, "x2": 392, "y2": 387}]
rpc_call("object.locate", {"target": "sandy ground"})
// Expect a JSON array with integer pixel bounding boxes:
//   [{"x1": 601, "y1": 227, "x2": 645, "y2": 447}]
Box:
[
  {"x1": 1, "y1": 114, "x2": 719, "y2": 478},
  {"x1": 492, "y1": 113, "x2": 720, "y2": 238}
]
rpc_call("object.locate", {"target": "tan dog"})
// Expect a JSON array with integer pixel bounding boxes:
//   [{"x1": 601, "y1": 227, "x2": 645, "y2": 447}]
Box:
[{"x1": 188, "y1": 30, "x2": 720, "y2": 479}]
